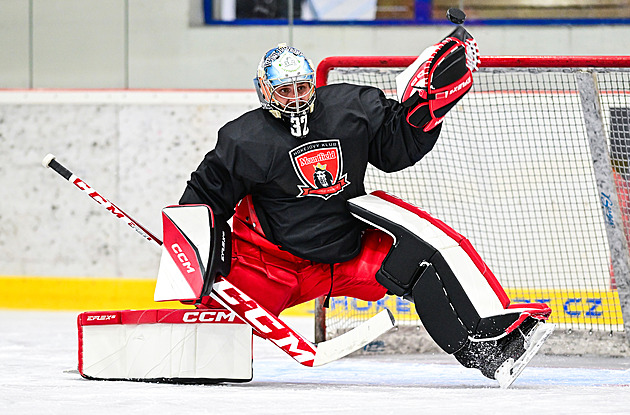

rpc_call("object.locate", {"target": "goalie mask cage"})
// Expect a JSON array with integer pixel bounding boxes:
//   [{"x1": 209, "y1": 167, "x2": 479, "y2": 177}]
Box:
[{"x1": 314, "y1": 55, "x2": 630, "y2": 356}]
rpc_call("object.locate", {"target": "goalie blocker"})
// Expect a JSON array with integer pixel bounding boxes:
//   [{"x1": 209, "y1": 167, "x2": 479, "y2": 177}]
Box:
[
  {"x1": 348, "y1": 191, "x2": 553, "y2": 384},
  {"x1": 154, "y1": 204, "x2": 231, "y2": 303}
]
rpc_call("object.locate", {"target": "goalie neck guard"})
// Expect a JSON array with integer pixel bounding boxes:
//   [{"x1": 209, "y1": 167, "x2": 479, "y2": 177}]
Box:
[{"x1": 254, "y1": 43, "x2": 316, "y2": 138}]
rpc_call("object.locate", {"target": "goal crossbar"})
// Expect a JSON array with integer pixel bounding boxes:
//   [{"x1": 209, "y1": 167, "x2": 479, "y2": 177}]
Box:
[{"x1": 317, "y1": 56, "x2": 630, "y2": 87}]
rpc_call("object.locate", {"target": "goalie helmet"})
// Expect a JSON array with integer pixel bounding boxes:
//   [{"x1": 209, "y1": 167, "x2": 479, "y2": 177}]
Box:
[{"x1": 254, "y1": 43, "x2": 316, "y2": 137}]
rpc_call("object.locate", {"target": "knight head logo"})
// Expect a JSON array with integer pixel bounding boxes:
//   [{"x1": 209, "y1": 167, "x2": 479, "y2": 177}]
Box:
[
  {"x1": 313, "y1": 163, "x2": 334, "y2": 188},
  {"x1": 289, "y1": 140, "x2": 350, "y2": 199}
]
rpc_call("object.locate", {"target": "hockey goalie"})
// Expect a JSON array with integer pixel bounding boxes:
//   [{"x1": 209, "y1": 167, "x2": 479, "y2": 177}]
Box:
[{"x1": 151, "y1": 23, "x2": 553, "y2": 387}]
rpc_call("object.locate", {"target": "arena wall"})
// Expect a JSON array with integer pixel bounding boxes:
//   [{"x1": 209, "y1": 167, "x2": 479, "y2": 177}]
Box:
[
  {"x1": 1, "y1": 0, "x2": 629, "y2": 90},
  {"x1": 0, "y1": 90, "x2": 265, "y2": 310},
  {"x1": 1, "y1": 0, "x2": 629, "y2": 312}
]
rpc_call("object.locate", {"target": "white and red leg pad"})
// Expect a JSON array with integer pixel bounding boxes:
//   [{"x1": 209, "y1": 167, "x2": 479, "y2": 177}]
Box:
[
  {"x1": 78, "y1": 308, "x2": 252, "y2": 383},
  {"x1": 348, "y1": 191, "x2": 551, "y2": 353}
]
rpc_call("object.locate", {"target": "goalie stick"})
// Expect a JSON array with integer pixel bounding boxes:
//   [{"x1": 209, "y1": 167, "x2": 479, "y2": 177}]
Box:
[
  {"x1": 41, "y1": 154, "x2": 161, "y2": 244},
  {"x1": 42, "y1": 153, "x2": 395, "y2": 368}
]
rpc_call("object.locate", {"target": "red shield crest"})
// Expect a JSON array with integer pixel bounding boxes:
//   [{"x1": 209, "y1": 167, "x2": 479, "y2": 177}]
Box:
[{"x1": 289, "y1": 140, "x2": 350, "y2": 199}]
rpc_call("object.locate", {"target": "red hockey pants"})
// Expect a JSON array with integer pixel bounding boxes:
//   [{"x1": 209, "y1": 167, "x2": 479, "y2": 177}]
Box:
[{"x1": 205, "y1": 197, "x2": 391, "y2": 316}]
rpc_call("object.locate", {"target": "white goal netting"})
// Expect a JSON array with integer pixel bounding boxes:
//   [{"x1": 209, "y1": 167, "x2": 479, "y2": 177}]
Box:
[{"x1": 315, "y1": 56, "x2": 630, "y2": 355}]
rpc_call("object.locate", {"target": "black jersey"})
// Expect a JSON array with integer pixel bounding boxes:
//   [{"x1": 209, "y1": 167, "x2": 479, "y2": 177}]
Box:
[{"x1": 180, "y1": 83, "x2": 441, "y2": 264}]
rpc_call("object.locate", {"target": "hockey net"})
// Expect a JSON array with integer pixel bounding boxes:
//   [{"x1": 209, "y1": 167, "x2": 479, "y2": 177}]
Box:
[{"x1": 314, "y1": 55, "x2": 630, "y2": 355}]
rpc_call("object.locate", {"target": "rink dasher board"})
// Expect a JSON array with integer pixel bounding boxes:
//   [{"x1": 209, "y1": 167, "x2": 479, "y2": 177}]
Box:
[{"x1": 77, "y1": 308, "x2": 253, "y2": 383}]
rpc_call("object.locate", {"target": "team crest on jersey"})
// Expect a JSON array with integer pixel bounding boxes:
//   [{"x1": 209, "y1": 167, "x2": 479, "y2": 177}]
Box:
[{"x1": 289, "y1": 139, "x2": 350, "y2": 199}]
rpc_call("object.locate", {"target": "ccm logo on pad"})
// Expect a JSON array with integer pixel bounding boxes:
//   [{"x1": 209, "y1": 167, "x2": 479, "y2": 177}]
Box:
[
  {"x1": 182, "y1": 310, "x2": 237, "y2": 323},
  {"x1": 171, "y1": 243, "x2": 195, "y2": 273}
]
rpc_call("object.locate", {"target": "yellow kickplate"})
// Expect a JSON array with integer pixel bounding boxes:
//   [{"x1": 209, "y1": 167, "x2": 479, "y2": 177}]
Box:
[
  {"x1": 0, "y1": 275, "x2": 315, "y2": 316},
  {"x1": 0, "y1": 275, "x2": 189, "y2": 311}
]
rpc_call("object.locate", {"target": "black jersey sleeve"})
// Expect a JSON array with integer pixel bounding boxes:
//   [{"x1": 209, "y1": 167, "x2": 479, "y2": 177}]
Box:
[
  {"x1": 362, "y1": 87, "x2": 442, "y2": 172},
  {"x1": 179, "y1": 151, "x2": 244, "y2": 219},
  {"x1": 179, "y1": 130, "x2": 252, "y2": 219}
]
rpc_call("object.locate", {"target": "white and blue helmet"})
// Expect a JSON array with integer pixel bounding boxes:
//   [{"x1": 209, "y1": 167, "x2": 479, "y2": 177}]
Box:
[{"x1": 255, "y1": 43, "x2": 316, "y2": 120}]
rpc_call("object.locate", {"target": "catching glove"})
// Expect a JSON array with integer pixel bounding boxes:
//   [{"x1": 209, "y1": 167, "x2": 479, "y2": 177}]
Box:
[{"x1": 396, "y1": 28, "x2": 480, "y2": 132}]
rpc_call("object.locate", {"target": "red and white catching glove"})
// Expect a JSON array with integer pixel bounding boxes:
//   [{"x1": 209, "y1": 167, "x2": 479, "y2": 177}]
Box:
[{"x1": 396, "y1": 29, "x2": 480, "y2": 132}]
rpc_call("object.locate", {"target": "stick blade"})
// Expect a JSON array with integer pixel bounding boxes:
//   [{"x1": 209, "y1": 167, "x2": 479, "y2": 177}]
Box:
[{"x1": 312, "y1": 309, "x2": 396, "y2": 366}]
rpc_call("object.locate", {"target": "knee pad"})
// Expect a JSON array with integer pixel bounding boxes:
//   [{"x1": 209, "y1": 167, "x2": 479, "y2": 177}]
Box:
[{"x1": 348, "y1": 191, "x2": 551, "y2": 354}]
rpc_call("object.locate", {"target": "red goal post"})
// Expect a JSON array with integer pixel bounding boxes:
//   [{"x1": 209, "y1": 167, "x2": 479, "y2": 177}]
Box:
[{"x1": 314, "y1": 55, "x2": 630, "y2": 355}]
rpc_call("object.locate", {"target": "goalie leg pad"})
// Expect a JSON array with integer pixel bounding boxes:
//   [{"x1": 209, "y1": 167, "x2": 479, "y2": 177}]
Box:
[
  {"x1": 78, "y1": 309, "x2": 253, "y2": 383},
  {"x1": 348, "y1": 191, "x2": 552, "y2": 354},
  {"x1": 349, "y1": 194, "x2": 475, "y2": 353},
  {"x1": 410, "y1": 263, "x2": 470, "y2": 353}
]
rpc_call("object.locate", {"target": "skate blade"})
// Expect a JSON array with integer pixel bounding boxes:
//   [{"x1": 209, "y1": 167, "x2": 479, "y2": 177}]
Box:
[{"x1": 495, "y1": 322, "x2": 556, "y2": 389}]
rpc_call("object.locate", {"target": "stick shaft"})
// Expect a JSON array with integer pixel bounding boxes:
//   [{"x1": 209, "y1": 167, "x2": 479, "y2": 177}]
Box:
[{"x1": 44, "y1": 155, "x2": 162, "y2": 246}]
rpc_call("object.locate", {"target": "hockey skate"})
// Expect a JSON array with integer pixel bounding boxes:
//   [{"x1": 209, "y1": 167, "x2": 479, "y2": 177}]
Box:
[
  {"x1": 454, "y1": 317, "x2": 555, "y2": 388},
  {"x1": 494, "y1": 321, "x2": 555, "y2": 388}
]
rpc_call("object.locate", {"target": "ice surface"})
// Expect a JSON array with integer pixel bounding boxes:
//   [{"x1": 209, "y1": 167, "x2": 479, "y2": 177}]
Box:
[{"x1": 0, "y1": 310, "x2": 629, "y2": 414}]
